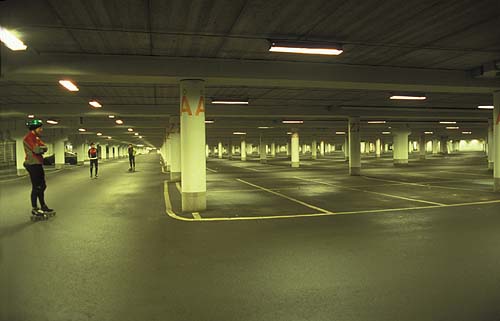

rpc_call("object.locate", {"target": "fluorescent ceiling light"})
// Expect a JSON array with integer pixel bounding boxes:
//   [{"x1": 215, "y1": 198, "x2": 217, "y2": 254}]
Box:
[
  {"x1": 46, "y1": 120, "x2": 58, "y2": 125},
  {"x1": 335, "y1": 131, "x2": 346, "y2": 135},
  {"x1": 282, "y1": 120, "x2": 304, "y2": 124},
  {"x1": 424, "y1": 131, "x2": 434, "y2": 134},
  {"x1": 89, "y1": 101, "x2": 102, "y2": 108},
  {"x1": 134, "y1": 133, "x2": 139, "y2": 136},
  {"x1": 108, "y1": 115, "x2": 115, "y2": 118},
  {"x1": 233, "y1": 132, "x2": 246, "y2": 135},
  {"x1": 478, "y1": 105, "x2": 494, "y2": 109},
  {"x1": 462, "y1": 131, "x2": 472, "y2": 134},
  {"x1": 446, "y1": 126, "x2": 459, "y2": 130},
  {"x1": 59, "y1": 80, "x2": 79, "y2": 92},
  {"x1": 115, "y1": 119, "x2": 124, "y2": 125},
  {"x1": 287, "y1": 132, "x2": 292, "y2": 135},
  {"x1": 439, "y1": 121, "x2": 456, "y2": 124},
  {"x1": 127, "y1": 128, "x2": 134, "y2": 132},
  {"x1": 389, "y1": 95, "x2": 426, "y2": 100},
  {"x1": 382, "y1": 131, "x2": 391, "y2": 135},
  {"x1": 139, "y1": 136, "x2": 143, "y2": 138},
  {"x1": 258, "y1": 126, "x2": 273, "y2": 129},
  {"x1": 96, "y1": 133, "x2": 102, "y2": 136},
  {"x1": 205, "y1": 120, "x2": 215, "y2": 124},
  {"x1": 0, "y1": 27, "x2": 27, "y2": 51},
  {"x1": 269, "y1": 41, "x2": 343, "y2": 56},
  {"x1": 137, "y1": 144, "x2": 144, "y2": 147},
  {"x1": 107, "y1": 136, "x2": 112, "y2": 139},
  {"x1": 211, "y1": 100, "x2": 249, "y2": 105},
  {"x1": 367, "y1": 121, "x2": 386, "y2": 124},
  {"x1": 78, "y1": 128, "x2": 86, "y2": 132}
]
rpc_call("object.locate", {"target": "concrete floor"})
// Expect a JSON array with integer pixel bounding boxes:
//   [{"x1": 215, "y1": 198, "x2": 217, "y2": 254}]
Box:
[{"x1": 1, "y1": 153, "x2": 500, "y2": 321}]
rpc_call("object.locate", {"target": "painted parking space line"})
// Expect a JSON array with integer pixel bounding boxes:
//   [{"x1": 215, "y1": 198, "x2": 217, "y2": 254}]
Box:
[
  {"x1": 227, "y1": 164, "x2": 263, "y2": 172},
  {"x1": 163, "y1": 181, "x2": 500, "y2": 222},
  {"x1": 192, "y1": 212, "x2": 202, "y2": 220},
  {"x1": 236, "y1": 178, "x2": 331, "y2": 213},
  {"x1": 438, "y1": 170, "x2": 492, "y2": 177},
  {"x1": 207, "y1": 167, "x2": 218, "y2": 173},
  {"x1": 294, "y1": 177, "x2": 446, "y2": 206},
  {"x1": 208, "y1": 187, "x2": 305, "y2": 193},
  {"x1": 363, "y1": 176, "x2": 494, "y2": 193}
]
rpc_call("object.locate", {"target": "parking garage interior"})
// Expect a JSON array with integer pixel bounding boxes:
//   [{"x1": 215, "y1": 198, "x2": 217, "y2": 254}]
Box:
[{"x1": 1, "y1": 1, "x2": 500, "y2": 321}]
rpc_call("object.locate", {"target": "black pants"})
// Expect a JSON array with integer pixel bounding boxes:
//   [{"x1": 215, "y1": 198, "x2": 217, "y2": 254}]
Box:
[
  {"x1": 90, "y1": 159, "x2": 98, "y2": 176},
  {"x1": 24, "y1": 164, "x2": 46, "y2": 208},
  {"x1": 129, "y1": 156, "x2": 135, "y2": 169}
]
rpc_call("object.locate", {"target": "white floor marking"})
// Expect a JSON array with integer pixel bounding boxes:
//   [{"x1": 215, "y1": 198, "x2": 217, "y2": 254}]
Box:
[
  {"x1": 294, "y1": 177, "x2": 446, "y2": 206},
  {"x1": 236, "y1": 178, "x2": 331, "y2": 213},
  {"x1": 363, "y1": 176, "x2": 493, "y2": 192},
  {"x1": 207, "y1": 167, "x2": 218, "y2": 173}
]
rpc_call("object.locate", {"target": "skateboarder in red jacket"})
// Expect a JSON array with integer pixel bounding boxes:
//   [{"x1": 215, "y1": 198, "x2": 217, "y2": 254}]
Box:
[{"x1": 23, "y1": 119, "x2": 54, "y2": 216}]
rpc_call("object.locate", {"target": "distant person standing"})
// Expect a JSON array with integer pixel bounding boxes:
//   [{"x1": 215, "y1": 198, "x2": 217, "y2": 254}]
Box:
[
  {"x1": 128, "y1": 144, "x2": 136, "y2": 172},
  {"x1": 23, "y1": 119, "x2": 54, "y2": 216},
  {"x1": 88, "y1": 142, "x2": 99, "y2": 178}
]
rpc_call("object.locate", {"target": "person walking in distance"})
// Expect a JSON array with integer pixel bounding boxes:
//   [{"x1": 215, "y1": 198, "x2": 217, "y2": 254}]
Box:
[
  {"x1": 88, "y1": 142, "x2": 99, "y2": 178},
  {"x1": 128, "y1": 144, "x2": 136, "y2": 172},
  {"x1": 23, "y1": 119, "x2": 54, "y2": 216}
]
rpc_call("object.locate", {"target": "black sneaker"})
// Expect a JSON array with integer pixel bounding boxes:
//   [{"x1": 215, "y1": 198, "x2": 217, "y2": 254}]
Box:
[
  {"x1": 32, "y1": 208, "x2": 45, "y2": 216},
  {"x1": 41, "y1": 206, "x2": 54, "y2": 213}
]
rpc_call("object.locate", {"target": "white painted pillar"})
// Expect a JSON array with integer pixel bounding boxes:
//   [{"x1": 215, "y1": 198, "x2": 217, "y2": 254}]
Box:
[
  {"x1": 101, "y1": 144, "x2": 108, "y2": 161},
  {"x1": 205, "y1": 144, "x2": 209, "y2": 158},
  {"x1": 419, "y1": 134, "x2": 426, "y2": 160},
  {"x1": 291, "y1": 131, "x2": 300, "y2": 168},
  {"x1": 259, "y1": 136, "x2": 267, "y2": 164},
  {"x1": 286, "y1": 143, "x2": 290, "y2": 156},
  {"x1": 488, "y1": 119, "x2": 494, "y2": 169},
  {"x1": 180, "y1": 79, "x2": 206, "y2": 211},
  {"x1": 440, "y1": 136, "x2": 449, "y2": 154},
  {"x1": 218, "y1": 142, "x2": 223, "y2": 159},
  {"x1": 15, "y1": 137, "x2": 27, "y2": 175},
  {"x1": 271, "y1": 142, "x2": 276, "y2": 158},
  {"x1": 393, "y1": 129, "x2": 411, "y2": 165},
  {"x1": 170, "y1": 122, "x2": 181, "y2": 182},
  {"x1": 320, "y1": 141, "x2": 325, "y2": 156},
  {"x1": 349, "y1": 117, "x2": 361, "y2": 175},
  {"x1": 76, "y1": 143, "x2": 86, "y2": 165},
  {"x1": 432, "y1": 139, "x2": 439, "y2": 154},
  {"x1": 311, "y1": 140, "x2": 317, "y2": 160},
  {"x1": 375, "y1": 138, "x2": 381, "y2": 158},
  {"x1": 54, "y1": 137, "x2": 66, "y2": 169},
  {"x1": 344, "y1": 135, "x2": 349, "y2": 161},
  {"x1": 241, "y1": 139, "x2": 247, "y2": 161},
  {"x1": 493, "y1": 91, "x2": 500, "y2": 191}
]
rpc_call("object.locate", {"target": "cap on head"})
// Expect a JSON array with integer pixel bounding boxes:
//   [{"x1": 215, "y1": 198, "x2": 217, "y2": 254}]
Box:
[
  {"x1": 26, "y1": 119, "x2": 43, "y2": 130},
  {"x1": 90, "y1": 142, "x2": 95, "y2": 146}
]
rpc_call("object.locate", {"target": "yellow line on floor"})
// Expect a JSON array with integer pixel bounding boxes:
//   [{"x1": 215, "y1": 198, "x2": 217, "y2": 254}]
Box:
[
  {"x1": 163, "y1": 180, "x2": 500, "y2": 222},
  {"x1": 294, "y1": 177, "x2": 446, "y2": 206},
  {"x1": 236, "y1": 178, "x2": 331, "y2": 213},
  {"x1": 192, "y1": 212, "x2": 202, "y2": 220}
]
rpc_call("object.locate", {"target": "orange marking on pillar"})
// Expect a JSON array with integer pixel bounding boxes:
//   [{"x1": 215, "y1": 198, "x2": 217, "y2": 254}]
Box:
[
  {"x1": 180, "y1": 96, "x2": 192, "y2": 115},
  {"x1": 195, "y1": 96, "x2": 205, "y2": 116}
]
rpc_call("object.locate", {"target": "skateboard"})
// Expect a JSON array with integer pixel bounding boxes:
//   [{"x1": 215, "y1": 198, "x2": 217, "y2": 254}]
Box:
[{"x1": 30, "y1": 211, "x2": 56, "y2": 221}]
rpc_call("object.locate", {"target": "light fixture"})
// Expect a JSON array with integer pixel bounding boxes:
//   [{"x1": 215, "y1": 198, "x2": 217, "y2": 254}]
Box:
[
  {"x1": 107, "y1": 136, "x2": 112, "y2": 139},
  {"x1": 58, "y1": 80, "x2": 79, "y2": 92},
  {"x1": 205, "y1": 120, "x2": 215, "y2": 124},
  {"x1": 139, "y1": 136, "x2": 143, "y2": 138},
  {"x1": 211, "y1": 100, "x2": 249, "y2": 105},
  {"x1": 382, "y1": 131, "x2": 391, "y2": 135},
  {"x1": 0, "y1": 27, "x2": 27, "y2": 51},
  {"x1": 478, "y1": 105, "x2": 494, "y2": 109},
  {"x1": 134, "y1": 133, "x2": 139, "y2": 136},
  {"x1": 115, "y1": 119, "x2": 124, "y2": 125},
  {"x1": 89, "y1": 101, "x2": 102, "y2": 108},
  {"x1": 282, "y1": 120, "x2": 304, "y2": 124},
  {"x1": 137, "y1": 144, "x2": 144, "y2": 147},
  {"x1": 462, "y1": 131, "x2": 472, "y2": 134},
  {"x1": 424, "y1": 131, "x2": 434, "y2": 134},
  {"x1": 390, "y1": 95, "x2": 427, "y2": 100},
  {"x1": 96, "y1": 133, "x2": 102, "y2": 136},
  {"x1": 286, "y1": 132, "x2": 293, "y2": 135},
  {"x1": 78, "y1": 128, "x2": 86, "y2": 132},
  {"x1": 446, "y1": 126, "x2": 459, "y2": 130},
  {"x1": 439, "y1": 121, "x2": 456, "y2": 124},
  {"x1": 258, "y1": 126, "x2": 273, "y2": 129},
  {"x1": 367, "y1": 121, "x2": 386, "y2": 124},
  {"x1": 335, "y1": 131, "x2": 346, "y2": 135},
  {"x1": 269, "y1": 41, "x2": 343, "y2": 56},
  {"x1": 46, "y1": 119, "x2": 59, "y2": 125},
  {"x1": 127, "y1": 128, "x2": 134, "y2": 132},
  {"x1": 233, "y1": 132, "x2": 246, "y2": 135},
  {"x1": 28, "y1": 114, "x2": 35, "y2": 118},
  {"x1": 108, "y1": 115, "x2": 116, "y2": 118}
]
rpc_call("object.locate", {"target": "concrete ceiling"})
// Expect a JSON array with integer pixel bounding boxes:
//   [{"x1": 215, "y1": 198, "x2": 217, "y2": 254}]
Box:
[{"x1": 1, "y1": 0, "x2": 500, "y2": 146}]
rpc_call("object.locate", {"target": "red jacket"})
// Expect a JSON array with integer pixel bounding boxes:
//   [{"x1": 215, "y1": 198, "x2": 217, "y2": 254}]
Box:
[{"x1": 23, "y1": 131, "x2": 46, "y2": 165}]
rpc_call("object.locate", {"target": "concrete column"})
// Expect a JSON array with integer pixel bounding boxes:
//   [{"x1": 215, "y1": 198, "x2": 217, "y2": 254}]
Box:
[
  {"x1": 205, "y1": 144, "x2": 209, "y2": 158},
  {"x1": 493, "y1": 91, "x2": 500, "y2": 191},
  {"x1": 259, "y1": 136, "x2": 267, "y2": 164},
  {"x1": 169, "y1": 122, "x2": 181, "y2": 182},
  {"x1": 320, "y1": 141, "x2": 325, "y2": 156},
  {"x1": 344, "y1": 135, "x2": 349, "y2": 161},
  {"x1": 286, "y1": 143, "x2": 290, "y2": 156},
  {"x1": 419, "y1": 134, "x2": 426, "y2": 160},
  {"x1": 15, "y1": 137, "x2": 27, "y2": 175},
  {"x1": 217, "y1": 142, "x2": 223, "y2": 159},
  {"x1": 393, "y1": 128, "x2": 411, "y2": 165},
  {"x1": 349, "y1": 117, "x2": 361, "y2": 175},
  {"x1": 230, "y1": 143, "x2": 235, "y2": 160},
  {"x1": 54, "y1": 137, "x2": 66, "y2": 169},
  {"x1": 180, "y1": 79, "x2": 206, "y2": 211},
  {"x1": 375, "y1": 138, "x2": 381, "y2": 158},
  {"x1": 384, "y1": 144, "x2": 389, "y2": 153},
  {"x1": 76, "y1": 143, "x2": 86, "y2": 165},
  {"x1": 271, "y1": 142, "x2": 276, "y2": 158},
  {"x1": 101, "y1": 144, "x2": 108, "y2": 161},
  {"x1": 241, "y1": 139, "x2": 247, "y2": 161},
  {"x1": 291, "y1": 131, "x2": 300, "y2": 168},
  {"x1": 432, "y1": 139, "x2": 440, "y2": 154},
  {"x1": 488, "y1": 119, "x2": 494, "y2": 170},
  {"x1": 311, "y1": 140, "x2": 317, "y2": 160},
  {"x1": 440, "y1": 136, "x2": 449, "y2": 155}
]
